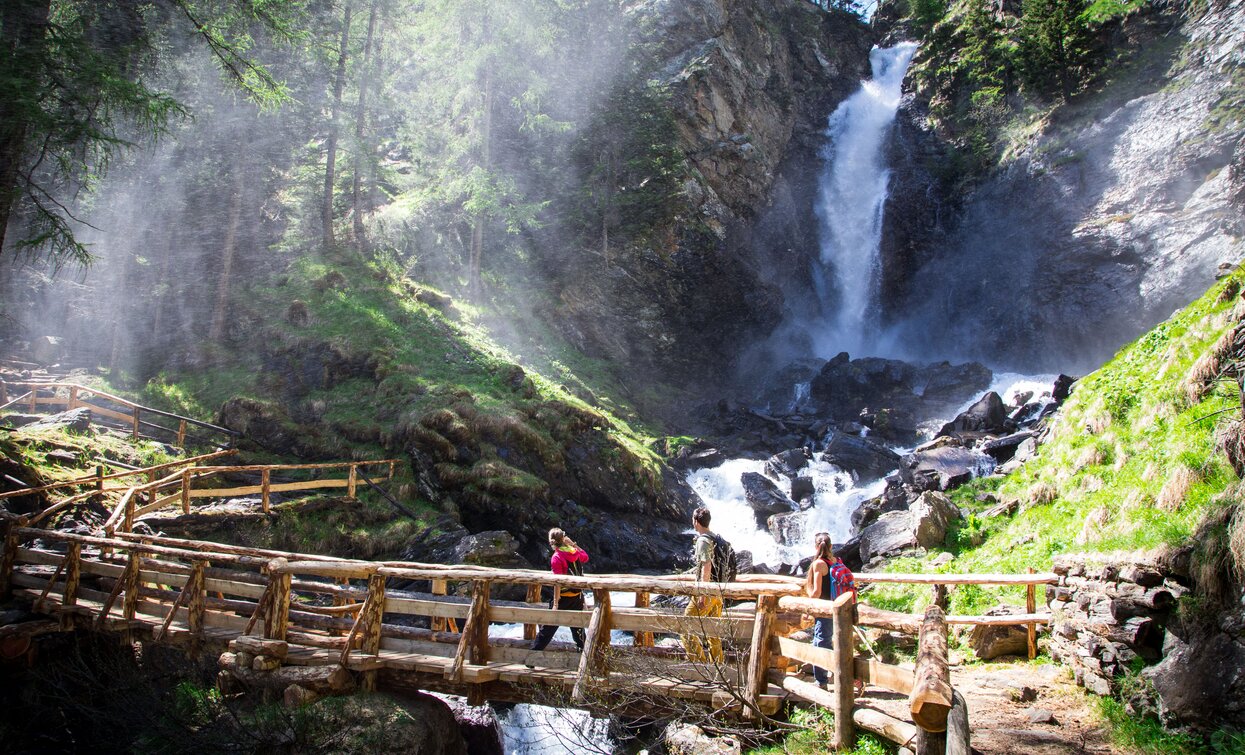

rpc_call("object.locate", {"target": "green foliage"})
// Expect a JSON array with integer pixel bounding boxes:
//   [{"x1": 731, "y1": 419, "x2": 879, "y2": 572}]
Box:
[
  {"x1": 933, "y1": 271, "x2": 1245, "y2": 616},
  {"x1": 0, "y1": 0, "x2": 305, "y2": 263},
  {"x1": 1017, "y1": 0, "x2": 1096, "y2": 99}
]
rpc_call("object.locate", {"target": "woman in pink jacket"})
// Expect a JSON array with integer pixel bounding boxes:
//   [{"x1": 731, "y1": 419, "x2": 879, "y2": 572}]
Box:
[{"x1": 530, "y1": 528, "x2": 588, "y2": 651}]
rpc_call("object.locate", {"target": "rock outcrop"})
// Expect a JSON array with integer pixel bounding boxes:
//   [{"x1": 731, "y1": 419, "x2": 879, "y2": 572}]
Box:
[
  {"x1": 881, "y1": 0, "x2": 1245, "y2": 372},
  {"x1": 554, "y1": 0, "x2": 872, "y2": 380}
]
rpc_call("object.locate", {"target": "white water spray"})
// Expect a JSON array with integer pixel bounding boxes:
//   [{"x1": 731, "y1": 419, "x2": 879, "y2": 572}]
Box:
[{"x1": 814, "y1": 42, "x2": 918, "y2": 355}]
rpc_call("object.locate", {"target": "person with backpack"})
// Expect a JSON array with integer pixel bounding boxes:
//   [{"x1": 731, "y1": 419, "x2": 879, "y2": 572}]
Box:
[
  {"x1": 805, "y1": 531, "x2": 864, "y2": 693},
  {"x1": 682, "y1": 506, "x2": 733, "y2": 663},
  {"x1": 530, "y1": 528, "x2": 588, "y2": 652}
]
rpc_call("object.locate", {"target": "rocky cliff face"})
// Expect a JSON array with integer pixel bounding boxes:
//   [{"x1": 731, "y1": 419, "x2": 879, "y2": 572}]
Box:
[
  {"x1": 879, "y1": 0, "x2": 1245, "y2": 373},
  {"x1": 554, "y1": 0, "x2": 872, "y2": 382}
]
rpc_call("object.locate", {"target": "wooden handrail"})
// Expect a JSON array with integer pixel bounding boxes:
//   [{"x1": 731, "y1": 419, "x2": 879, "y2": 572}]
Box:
[
  {"x1": 4, "y1": 381, "x2": 238, "y2": 436},
  {"x1": 0, "y1": 450, "x2": 237, "y2": 501}
]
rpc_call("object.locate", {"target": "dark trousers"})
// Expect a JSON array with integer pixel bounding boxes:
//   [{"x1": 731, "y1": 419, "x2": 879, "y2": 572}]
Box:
[
  {"x1": 812, "y1": 616, "x2": 835, "y2": 685},
  {"x1": 531, "y1": 591, "x2": 586, "y2": 651}
]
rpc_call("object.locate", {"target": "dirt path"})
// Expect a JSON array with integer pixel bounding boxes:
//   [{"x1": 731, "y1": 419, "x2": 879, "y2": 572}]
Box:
[{"x1": 858, "y1": 660, "x2": 1124, "y2": 754}]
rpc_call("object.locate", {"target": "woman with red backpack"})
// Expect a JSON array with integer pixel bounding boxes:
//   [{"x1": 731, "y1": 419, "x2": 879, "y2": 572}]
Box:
[{"x1": 805, "y1": 531, "x2": 864, "y2": 693}]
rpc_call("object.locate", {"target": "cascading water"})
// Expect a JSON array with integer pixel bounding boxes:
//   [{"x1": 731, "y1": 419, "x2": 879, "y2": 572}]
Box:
[{"x1": 813, "y1": 42, "x2": 918, "y2": 355}]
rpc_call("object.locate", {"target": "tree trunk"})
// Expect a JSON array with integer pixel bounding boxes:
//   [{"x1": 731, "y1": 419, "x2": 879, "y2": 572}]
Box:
[
  {"x1": 209, "y1": 165, "x2": 245, "y2": 342},
  {"x1": 468, "y1": 67, "x2": 492, "y2": 294},
  {"x1": 0, "y1": 0, "x2": 52, "y2": 254},
  {"x1": 350, "y1": 0, "x2": 378, "y2": 251},
  {"x1": 322, "y1": 1, "x2": 354, "y2": 251}
]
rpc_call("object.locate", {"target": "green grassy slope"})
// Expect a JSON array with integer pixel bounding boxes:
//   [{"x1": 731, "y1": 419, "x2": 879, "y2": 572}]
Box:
[{"x1": 871, "y1": 271, "x2": 1245, "y2": 615}]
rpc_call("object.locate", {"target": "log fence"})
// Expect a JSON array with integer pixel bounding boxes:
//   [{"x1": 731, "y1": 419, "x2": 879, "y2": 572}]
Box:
[
  {"x1": 0, "y1": 519, "x2": 1055, "y2": 752},
  {"x1": 0, "y1": 381, "x2": 238, "y2": 447},
  {"x1": 100, "y1": 459, "x2": 402, "y2": 536}
]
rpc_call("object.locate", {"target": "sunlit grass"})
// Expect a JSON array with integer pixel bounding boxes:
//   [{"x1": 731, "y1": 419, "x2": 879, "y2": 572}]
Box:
[{"x1": 916, "y1": 271, "x2": 1245, "y2": 616}]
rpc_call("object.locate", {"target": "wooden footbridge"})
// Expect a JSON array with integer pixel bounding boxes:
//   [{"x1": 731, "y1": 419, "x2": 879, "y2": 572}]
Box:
[{"x1": 0, "y1": 506, "x2": 1057, "y2": 753}]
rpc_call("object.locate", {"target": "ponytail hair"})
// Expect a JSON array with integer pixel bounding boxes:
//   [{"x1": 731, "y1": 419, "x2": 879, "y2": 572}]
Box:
[
  {"x1": 813, "y1": 531, "x2": 834, "y2": 562},
  {"x1": 548, "y1": 528, "x2": 567, "y2": 548}
]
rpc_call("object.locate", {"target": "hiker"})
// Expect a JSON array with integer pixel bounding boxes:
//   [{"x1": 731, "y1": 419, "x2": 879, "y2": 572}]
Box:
[
  {"x1": 530, "y1": 528, "x2": 588, "y2": 652},
  {"x1": 682, "y1": 506, "x2": 731, "y2": 663},
  {"x1": 805, "y1": 531, "x2": 864, "y2": 693}
]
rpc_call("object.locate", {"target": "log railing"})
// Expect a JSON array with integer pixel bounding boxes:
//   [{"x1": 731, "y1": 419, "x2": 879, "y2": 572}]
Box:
[
  {"x1": 0, "y1": 381, "x2": 238, "y2": 447},
  {"x1": 0, "y1": 522, "x2": 1051, "y2": 752},
  {"x1": 100, "y1": 459, "x2": 402, "y2": 536}
]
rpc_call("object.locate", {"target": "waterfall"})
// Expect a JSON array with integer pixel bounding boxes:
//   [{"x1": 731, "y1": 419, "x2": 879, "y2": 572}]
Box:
[{"x1": 814, "y1": 42, "x2": 918, "y2": 355}]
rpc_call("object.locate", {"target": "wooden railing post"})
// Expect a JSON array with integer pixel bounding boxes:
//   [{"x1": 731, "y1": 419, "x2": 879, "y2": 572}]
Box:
[
  {"x1": 387, "y1": 460, "x2": 395, "y2": 480},
  {"x1": 187, "y1": 560, "x2": 207, "y2": 655},
  {"x1": 431, "y1": 579, "x2": 448, "y2": 632},
  {"x1": 452, "y1": 579, "x2": 490, "y2": 683},
  {"x1": 360, "y1": 572, "x2": 386, "y2": 692},
  {"x1": 633, "y1": 591, "x2": 653, "y2": 647},
  {"x1": 131, "y1": 405, "x2": 141, "y2": 439},
  {"x1": 122, "y1": 550, "x2": 141, "y2": 622},
  {"x1": 180, "y1": 469, "x2": 192, "y2": 514},
  {"x1": 67, "y1": 386, "x2": 78, "y2": 409},
  {"x1": 176, "y1": 419, "x2": 187, "y2": 448},
  {"x1": 1026, "y1": 567, "x2": 1037, "y2": 660},
  {"x1": 61, "y1": 542, "x2": 81, "y2": 630},
  {"x1": 347, "y1": 464, "x2": 358, "y2": 499},
  {"x1": 911, "y1": 604, "x2": 953, "y2": 755},
  {"x1": 523, "y1": 583, "x2": 541, "y2": 641},
  {"x1": 745, "y1": 594, "x2": 778, "y2": 720},
  {"x1": 93, "y1": 466, "x2": 104, "y2": 504},
  {"x1": 0, "y1": 379, "x2": 7, "y2": 405},
  {"x1": 264, "y1": 559, "x2": 291, "y2": 641},
  {"x1": 260, "y1": 469, "x2": 271, "y2": 514},
  {"x1": 832, "y1": 594, "x2": 856, "y2": 750},
  {"x1": 0, "y1": 521, "x2": 19, "y2": 599},
  {"x1": 573, "y1": 588, "x2": 612, "y2": 703},
  {"x1": 28, "y1": 387, "x2": 37, "y2": 413}
]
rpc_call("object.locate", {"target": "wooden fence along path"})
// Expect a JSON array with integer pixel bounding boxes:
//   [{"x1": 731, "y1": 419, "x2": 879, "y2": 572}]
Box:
[
  {"x1": 0, "y1": 452, "x2": 400, "y2": 536},
  {"x1": 0, "y1": 510, "x2": 1057, "y2": 753},
  {"x1": 0, "y1": 380, "x2": 238, "y2": 447}
]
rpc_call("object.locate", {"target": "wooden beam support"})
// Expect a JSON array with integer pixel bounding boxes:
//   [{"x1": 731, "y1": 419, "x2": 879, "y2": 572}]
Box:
[
  {"x1": 359, "y1": 572, "x2": 386, "y2": 691},
  {"x1": 523, "y1": 583, "x2": 541, "y2": 641},
  {"x1": 180, "y1": 470, "x2": 191, "y2": 515},
  {"x1": 451, "y1": 580, "x2": 489, "y2": 682},
  {"x1": 910, "y1": 605, "x2": 953, "y2": 734},
  {"x1": 832, "y1": 593, "x2": 856, "y2": 751},
  {"x1": 260, "y1": 469, "x2": 271, "y2": 514},
  {"x1": 744, "y1": 594, "x2": 777, "y2": 720},
  {"x1": 0, "y1": 521, "x2": 19, "y2": 599},
  {"x1": 264, "y1": 559, "x2": 292, "y2": 641},
  {"x1": 572, "y1": 589, "x2": 612, "y2": 703},
  {"x1": 187, "y1": 561, "x2": 207, "y2": 654},
  {"x1": 1027, "y1": 567, "x2": 1037, "y2": 660},
  {"x1": 633, "y1": 591, "x2": 653, "y2": 647},
  {"x1": 61, "y1": 542, "x2": 81, "y2": 630}
]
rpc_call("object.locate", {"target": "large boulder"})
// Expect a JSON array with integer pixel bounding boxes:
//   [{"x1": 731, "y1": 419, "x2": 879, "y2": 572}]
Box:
[
  {"x1": 969, "y1": 605, "x2": 1033, "y2": 660},
  {"x1": 451, "y1": 531, "x2": 530, "y2": 569},
  {"x1": 809, "y1": 355, "x2": 992, "y2": 441},
  {"x1": 764, "y1": 447, "x2": 811, "y2": 480},
  {"x1": 822, "y1": 430, "x2": 901, "y2": 480},
  {"x1": 768, "y1": 510, "x2": 807, "y2": 546},
  {"x1": 18, "y1": 407, "x2": 92, "y2": 434},
  {"x1": 938, "y1": 391, "x2": 1010, "y2": 436},
  {"x1": 901, "y1": 446, "x2": 988, "y2": 491},
  {"x1": 740, "y1": 472, "x2": 797, "y2": 527},
  {"x1": 858, "y1": 491, "x2": 961, "y2": 562},
  {"x1": 981, "y1": 431, "x2": 1037, "y2": 462},
  {"x1": 1145, "y1": 626, "x2": 1245, "y2": 728},
  {"x1": 850, "y1": 485, "x2": 909, "y2": 531}
]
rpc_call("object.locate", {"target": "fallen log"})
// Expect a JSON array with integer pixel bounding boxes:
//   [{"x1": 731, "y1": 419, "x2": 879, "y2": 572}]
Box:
[
  {"x1": 218, "y1": 651, "x2": 352, "y2": 694},
  {"x1": 853, "y1": 706, "x2": 918, "y2": 749}
]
